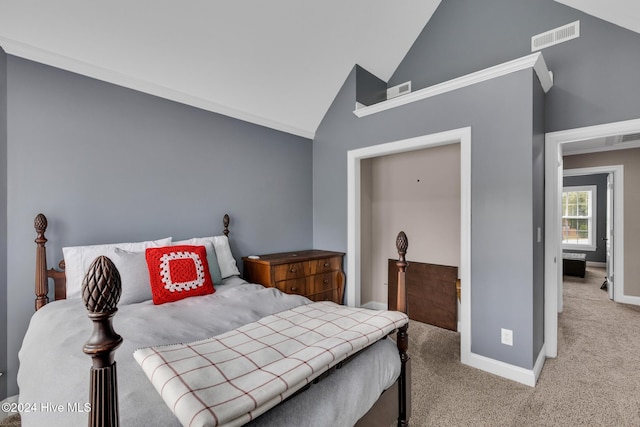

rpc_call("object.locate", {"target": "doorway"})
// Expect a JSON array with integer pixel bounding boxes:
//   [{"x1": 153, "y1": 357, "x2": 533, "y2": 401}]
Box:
[
  {"x1": 346, "y1": 127, "x2": 472, "y2": 366},
  {"x1": 544, "y1": 117, "x2": 640, "y2": 359},
  {"x1": 562, "y1": 167, "x2": 621, "y2": 301}
]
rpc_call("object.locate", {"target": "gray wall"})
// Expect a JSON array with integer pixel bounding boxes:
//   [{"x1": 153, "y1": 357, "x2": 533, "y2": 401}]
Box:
[
  {"x1": 314, "y1": 66, "x2": 543, "y2": 369},
  {"x1": 389, "y1": 0, "x2": 640, "y2": 132},
  {"x1": 4, "y1": 56, "x2": 313, "y2": 397},
  {"x1": 532, "y1": 79, "x2": 545, "y2": 362},
  {"x1": 355, "y1": 65, "x2": 386, "y2": 107},
  {"x1": 0, "y1": 47, "x2": 7, "y2": 400},
  {"x1": 563, "y1": 174, "x2": 608, "y2": 263}
]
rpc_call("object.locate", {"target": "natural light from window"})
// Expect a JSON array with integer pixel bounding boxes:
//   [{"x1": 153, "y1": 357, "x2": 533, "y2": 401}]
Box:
[{"x1": 562, "y1": 185, "x2": 597, "y2": 251}]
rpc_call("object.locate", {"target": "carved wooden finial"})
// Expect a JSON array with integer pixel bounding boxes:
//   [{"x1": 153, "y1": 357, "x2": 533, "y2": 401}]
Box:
[
  {"x1": 34, "y1": 213, "x2": 48, "y2": 237},
  {"x1": 223, "y1": 214, "x2": 230, "y2": 237},
  {"x1": 395, "y1": 231, "x2": 409, "y2": 315},
  {"x1": 396, "y1": 231, "x2": 408, "y2": 261},
  {"x1": 34, "y1": 213, "x2": 49, "y2": 310},
  {"x1": 82, "y1": 256, "x2": 122, "y2": 313},
  {"x1": 82, "y1": 256, "x2": 123, "y2": 427}
]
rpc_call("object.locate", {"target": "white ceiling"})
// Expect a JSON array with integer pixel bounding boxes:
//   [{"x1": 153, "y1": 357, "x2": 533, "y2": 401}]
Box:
[
  {"x1": 563, "y1": 133, "x2": 640, "y2": 156},
  {"x1": 554, "y1": 0, "x2": 640, "y2": 34},
  {"x1": 0, "y1": 1, "x2": 638, "y2": 139}
]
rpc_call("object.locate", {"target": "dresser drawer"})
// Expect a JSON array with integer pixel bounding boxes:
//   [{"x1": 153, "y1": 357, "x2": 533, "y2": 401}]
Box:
[
  {"x1": 310, "y1": 273, "x2": 336, "y2": 294},
  {"x1": 307, "y1": 290, "x2": 336, "y2": 302},
  {"x1": 276, "y1": 278, "x2": 307, "y2": 296},
  {"x1": 274, "y1": 262, "x2": 307, "y2": 281},
  {"x1": 310, "y1": 257, "x2": 341, "y2": 274}
]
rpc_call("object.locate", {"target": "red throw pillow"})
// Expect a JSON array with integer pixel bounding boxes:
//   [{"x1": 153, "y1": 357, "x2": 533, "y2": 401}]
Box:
[{"x1": 145, "y1": 245, "x2": 215, "y2": 305}]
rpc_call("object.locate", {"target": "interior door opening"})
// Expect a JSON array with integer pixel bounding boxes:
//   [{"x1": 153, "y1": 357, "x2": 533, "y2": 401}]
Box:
[
  {"x1": 545, "y1": 117, "x2": 640, "y2": 359},
  {"x1": 360, "y1": 143, "x2": 461, "y2": 331},
  {"x1": 347, "y1": 127, "x2": 471, "y2": 368},
  {"x1": 562, "y1": 168, "x2": 617, "y2": 300}
]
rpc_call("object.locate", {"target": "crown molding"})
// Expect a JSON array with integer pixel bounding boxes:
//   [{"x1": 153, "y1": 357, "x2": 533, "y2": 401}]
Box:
[
  {"x1": 0, "y1": 36, "x2": 315, "y2": 140},
  {"x1": 354, "y1": 52, "x2": 553, "y2": 118}
]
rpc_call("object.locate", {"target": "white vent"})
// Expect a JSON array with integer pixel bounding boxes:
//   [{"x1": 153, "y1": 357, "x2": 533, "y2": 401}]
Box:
[
  {"x1": 621, "y1": 133, "x2": 640, "y2": 143},
  {"x1": 387, "y1": 81, "x2": 411, "y2": 100},
  {"x1": 531, "y1": 21, "x2": 580, "y2": 51}
]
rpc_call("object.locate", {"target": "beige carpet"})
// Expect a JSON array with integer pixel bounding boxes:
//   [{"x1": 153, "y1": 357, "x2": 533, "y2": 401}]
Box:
[{"x1": 408, "y1": 267, "x2": 640, "y2": 426}]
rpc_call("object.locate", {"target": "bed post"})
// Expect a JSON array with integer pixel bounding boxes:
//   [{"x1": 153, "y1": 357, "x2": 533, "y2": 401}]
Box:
[
  {"x1": 34, "y1": 214, "x2": 50, "y2": 310},
  {"x1": 82, "y1": 256, "x2": 123, "y2": 427},
  {"x1": 396, "y1": 231, "x2": 410, "y2": 427}
]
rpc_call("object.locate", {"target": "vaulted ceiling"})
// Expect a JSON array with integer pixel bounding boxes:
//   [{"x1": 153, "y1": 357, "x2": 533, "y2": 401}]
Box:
[{"x1": 0, "y1": 1, "x2": 638, "y2": 139}]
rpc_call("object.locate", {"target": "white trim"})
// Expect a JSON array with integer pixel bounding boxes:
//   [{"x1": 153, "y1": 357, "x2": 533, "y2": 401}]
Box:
[
  {"x1": 545, "y1": 118, "x2": 640, "y2": 359},
  {"x1": 360, "y1": 301, "x2": 388, "y2": 311},
  {"x1": 464, "y1": 345, "x2": 546, "y2": 387},
  {"x1": 347, "y1": 126, "x2": 473, "y2": 377},
  {"x1": 587, "y1": 261, "x2": 606, "y2": 268},
  {"x1": 617, "y1": 294, "x2": 640, "y2": 306},
  {"x1": 353, "y1": 53, "x2": 553, "y2": 118},
  {"x1": 0, "y1": 36, "x2": 315, "y2": 140}
]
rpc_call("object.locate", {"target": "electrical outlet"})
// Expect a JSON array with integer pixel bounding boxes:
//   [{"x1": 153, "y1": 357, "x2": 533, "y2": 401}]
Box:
[{"x1": 501, "y1": 328, "x2": 513, "y2": 346}]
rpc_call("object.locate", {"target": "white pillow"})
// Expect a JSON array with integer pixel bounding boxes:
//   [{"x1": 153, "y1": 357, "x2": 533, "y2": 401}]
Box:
[
  {"x1": 172, "y1": 238, "x2": 222, "y2": 286},
  {"x1": 212, "y1": 235, "x2": 240, "y2": 279},
  {"x1": 110, "y1": 249, "x2": 152, "y2": 305},
  {"x1": 63, "y1": 237, "x2": 172, "y2": 299},
  {"x1": 175, "y1": 235, "x2": 239, "y2": 279}
]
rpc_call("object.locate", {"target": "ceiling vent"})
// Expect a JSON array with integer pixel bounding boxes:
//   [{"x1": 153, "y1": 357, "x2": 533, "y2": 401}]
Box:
[
  {"x1": 621, "y1": 133, "x2": 640, "y2": 143},
  {"x1": 387, "y1": 81, "x2": 411, "y2": 100},
  {"x1": 531, "y1": 21, "x2": 580, "y2": 51}
]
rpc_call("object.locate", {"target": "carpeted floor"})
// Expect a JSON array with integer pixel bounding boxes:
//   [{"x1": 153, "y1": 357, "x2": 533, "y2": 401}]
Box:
[{"x1": 408, "y1": 267, "x2": 640, "y2": 426}]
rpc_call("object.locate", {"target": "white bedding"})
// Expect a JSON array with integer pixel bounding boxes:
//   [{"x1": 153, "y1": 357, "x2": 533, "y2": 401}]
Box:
[{"x1": 17, "y1": 277, "x2": 401, "y2": 427}]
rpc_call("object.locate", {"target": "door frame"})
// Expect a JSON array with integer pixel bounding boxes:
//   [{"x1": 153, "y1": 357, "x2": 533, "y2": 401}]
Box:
[
  {"x1": 545, "y1": 118, "x2": 640, "y2": 358},
  {"x1": 346, "y1": 126, "x2": 471, "y2": 363}
]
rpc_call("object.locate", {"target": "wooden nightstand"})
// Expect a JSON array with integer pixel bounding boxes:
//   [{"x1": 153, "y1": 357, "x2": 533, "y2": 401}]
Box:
[{"x1": 242, "y1": 250, "x2": 345, "y2": 304}]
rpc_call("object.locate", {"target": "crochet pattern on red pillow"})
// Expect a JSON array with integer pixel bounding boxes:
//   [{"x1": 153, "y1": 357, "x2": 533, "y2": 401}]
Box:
[{"x1": 145, "y1": 245, "x2": 215, "y2": 304}]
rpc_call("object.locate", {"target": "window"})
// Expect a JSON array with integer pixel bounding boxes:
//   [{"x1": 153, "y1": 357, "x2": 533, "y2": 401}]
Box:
[{"x1": 562, "y1": 185, "x2": 597, "y2": 250}]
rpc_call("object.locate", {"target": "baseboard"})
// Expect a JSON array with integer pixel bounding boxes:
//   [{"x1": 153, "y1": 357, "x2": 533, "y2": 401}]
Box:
[
  {"x1": 586, "y1": 261, "x2": 606, "y2": 268},
  {"x1": 617, "y1": 294, "x2": 640, "y2": 306},
  {"x1": 533, "y1": 344, "x2": 547, "y2": 380},
  {"x1": 360, "y1": 301, "x2": 387, "y2": 311},
  {"x1": 464, "y1": 348, "x2": 545, "y2": 387}
]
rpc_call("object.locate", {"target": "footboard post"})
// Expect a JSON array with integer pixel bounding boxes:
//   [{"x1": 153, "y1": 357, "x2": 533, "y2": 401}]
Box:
[
  {"x1": 395, "y1": 231, "x2": 410, "y2": 427},
  {"x1": 82, "y1": 256, "x2": 123, "y2": 427}
]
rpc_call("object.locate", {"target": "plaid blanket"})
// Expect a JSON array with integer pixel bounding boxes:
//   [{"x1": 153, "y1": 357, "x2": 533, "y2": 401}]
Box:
[{"x1": 133, "y1": 301, "x2": 408, "y2": 427}]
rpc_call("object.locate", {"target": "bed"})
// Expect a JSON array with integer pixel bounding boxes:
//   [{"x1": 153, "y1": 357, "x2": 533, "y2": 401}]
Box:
[{"x1": 17, "y1": 214, "x2": 411, "y2": 427}]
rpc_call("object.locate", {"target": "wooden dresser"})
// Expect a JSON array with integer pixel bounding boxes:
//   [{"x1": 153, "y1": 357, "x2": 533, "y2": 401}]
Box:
[{"x1": 242, "y1": 250, "x2": 345, "y2": 304}]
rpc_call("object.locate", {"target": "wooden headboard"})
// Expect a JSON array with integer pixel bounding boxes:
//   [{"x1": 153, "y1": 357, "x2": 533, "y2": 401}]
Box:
[{"x1": 33, "y1": 213, "x2": 231, "y2": 311}]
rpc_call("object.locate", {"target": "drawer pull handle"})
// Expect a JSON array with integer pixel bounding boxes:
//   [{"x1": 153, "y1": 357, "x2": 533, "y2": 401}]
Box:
[
  {"x1": 323, "y1": 279, "x2": 329, "y2": 284},
  {"x1": 323, "y1": 263, "x2": 329, "y2": 267},
  {"x1": 290, "y1": 287, "x2": 297, "y2": 291},
  {"x1": 290, "y1": 268, "x2": 297, "y2": 273}
]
